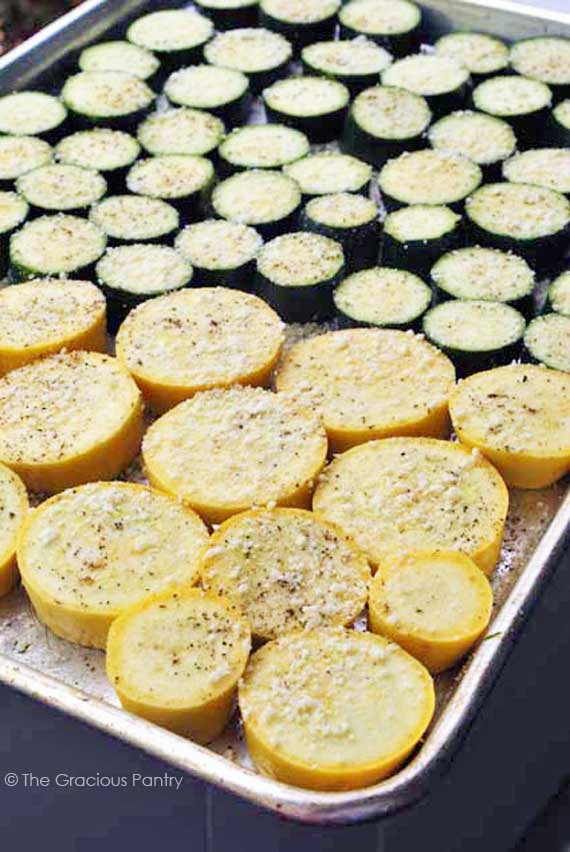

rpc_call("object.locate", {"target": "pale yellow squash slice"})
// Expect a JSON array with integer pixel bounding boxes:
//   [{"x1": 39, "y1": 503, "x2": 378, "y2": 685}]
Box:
[
  {"x1": 368, "y1": 551, "x2": 493, "y2": 673},
  {"x1": 107, "y1": 588, "x2": 251, "y2": 743},
  {"x1": 239, "y1": 628, "x2": 435, "y2": 791},
  {"x1": 274, "y1": 328, "x2": 456, "y2": 452},
  {"x1": 200, "y1": 508, "x2": 370, "y2": 642},
  {"x1": 0, "y1": 351, "x2": 143, "y2": 494},
  {"x1": 116, "y1": 288, "x2": 284, "y2": 413},
  {"x1": 450, "y1": 364, "x2": 570, "y2": 489},
  {"x1": 0, "y1": 463, "x2": 28, "y2": 597},
  {"x1": 313, "y1": 437, "x2": 508, "y2": 575},
  {"x1": 142, "y1": 386, "x2": 328, "y2": 524}
]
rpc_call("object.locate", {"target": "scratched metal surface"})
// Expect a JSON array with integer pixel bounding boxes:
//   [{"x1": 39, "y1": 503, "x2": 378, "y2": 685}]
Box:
[{"x1": 1, "y1": 0, "x2": 570, "y2": 826}]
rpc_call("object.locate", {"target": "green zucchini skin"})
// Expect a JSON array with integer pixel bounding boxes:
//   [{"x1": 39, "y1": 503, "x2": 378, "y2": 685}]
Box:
[
  {"x1": 423, "y1": 85, "x2": 470, "y2": 119},
  {"x1": 189, "y1": 261, "x2": 257, "y2": 291},
  {"x1": 259, "y1": 10, "x2": 338, "y2": 53},
  {"x1": 335, "y1": 299, "x2": 428, "y2": 331},
  {"x1": 264, "y1": 102, "x2": 347, "y2": 144},
  {"x1": 299, "y1": 208, "x2": 379, "y2": 273},
  {"x1": 338, "y1": 22, "x2": 420, "y2": 58},
  {"x1": 341, "y1": 107, "x2": 426, "y2": 168},
  {"x1": 97, "y1": 268, "x2": 191, "y2": 332},
  {"x1": 256, "y1": 270, "x2": 343, "y2": 322},
  {"x1": 431, "y1": 276, "x2": 535, "y2": 321},
  {"x1": 203, "y1": 91, "x2": 252, "y2": 128},
  {"x1": 194, "y1": 2, "x2": 259, "y2": 31},
  {"x1": 464, "y1": 220, "x2": 570, "y2": 277},
  {"x1": 127, "y1": 159, "x2": 214, "y2": 225},
  {"x1": 381, "y1": 223, "x2": 463, "y2": 279},
  {"x1": 301, "y1": 55, "x2": 385, "y2": 97},
  {"x1": 66, "y1": 103, "x2": 152, "y2": 134}
]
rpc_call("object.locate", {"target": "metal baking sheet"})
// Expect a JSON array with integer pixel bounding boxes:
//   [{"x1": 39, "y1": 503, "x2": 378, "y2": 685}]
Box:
[{"x1": 2, "y1": 0, "x2": 570, "y2": 826}]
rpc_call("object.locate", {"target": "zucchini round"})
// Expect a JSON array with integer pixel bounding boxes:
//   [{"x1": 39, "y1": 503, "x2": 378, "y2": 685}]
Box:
[
  {"x1": 0, "y1": 92, "x2": 67, "y2": 143},
  {"x1": 510, "y1": 37, "x2": 570, "y2": 103},
  {"x1": 175, "y1": 218, "x2": 262, "y2": 289},
  {"x1": 284, "y1": 151, "x2": 372, "y2": 199},
  {"x1": 218, "y1": 124, "x2": 309, "y2": 174},
  {"x1": 194, "y1": 0, "x2": 259, "y2": 31},
  {"x1": 548, "y1": 99, "x2": 570, "y2": 147},
  {"x1": 472, "y1": 75, "x2": 552, "y2": 147},
  {"x1": 61, "y1": 71, "x2": 155, "y2": 131},
  {"x1": 127, "y1": 9, "x2": 214, "y2": 69},
  {"x1": 301, "y1": 39, "x2": 393, "y2": 95},
  {"x1": 339, "y1": 0, "x2": 421, "y2": 56},
  {"x1": 503, "y1": 148, "x2": 570, "y2": 197},
  {"x1": 54, "y1": 129, "x2": 140, "y2": 191},
  {"x1": 465, "y1": 182, "x2": 570, "y2": 274},
  {"x1": 342, "y1": 84, "x2": 431, "y2": 168},
  {"x1": 382, "y1": 204, "x2": 462, "y2": 277},
  {"x1": 211, "y1": 170, "x2": 301, "y2": 239},
  {"x1": 78, "y1": 40, "x2": 160, "y2": 83},
  {"x1": 431, "y1": 246, "x2": 536, "y2": 318},
  {"x1": 378, "y1": 149, "x2": 482, "y2": 211},
  {"x1": 300, "y1": 193, "x2": 380, "y2": 273},
  {"x1": 428, "y1": 110, "x2": 516, "y2": 178},
  {"x1": 0, "y1": 192, "x2": 29, "y2": 278},
  {"x1": 127, "y1": 155, "x2": 214, "y2": 220},
  {"x1": 137, "y1": 108, "x2": 225, "y2": 158},
  {"x1": 0, "y1": 136, "x2": 53, "y2": 190},
  {"x1": 434, "y1": 32, "x2": 509, "y2": 80},
  {"x1": 164, "y1": 65, "x2": 250, "y2": 125},
  {"x1": 17, "y1": 163, "x2": 107, "y2": 217},
  {"x1": 334, "y1": 267, "x2": 431, "y2": 330},
  {"x1": 262, "y1": 76, "x2": 350, "y2": 143},
  {"x1": 204, "y1": 28, "x2": 292, "y2": 94},
  {"x1": 259, "y1": 0, "x2": 340, "y2": 52},
  {"x1": 382, "y1": 54, "x2": 470, "y2": 116},
  {"x1": 90, "y1": 195, "x2": 179, "y2": 246},
  {"x1": 256, "y1": 231, "x2": 345, "y2": 322},
  {"x1": 547, "y1": 270, "x2": 570, "y2": 317},
  {"x1": 523, "y1": 313, "x2": 570, "y2": 372},
  {"x1": 9, "y1": 214, "x2": 106, "y2": 282},
  {"x1": 423, "y1": 299, "x2": 526, "y2": 377}
]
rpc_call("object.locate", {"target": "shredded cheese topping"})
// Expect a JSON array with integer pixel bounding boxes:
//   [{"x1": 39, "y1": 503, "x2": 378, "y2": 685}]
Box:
[
  {"x1": 127, "y1": 9, "x2": 213, "y2": 52},
  {"x1": 306, "y1": 193, "x2": 377, "y2": 228},
  {"x1": 165, "y1": 65, "x2": 249, "y2": 109},
  {"x1": 264, "y1": 76, "x2": 349, "y2": 117},
  {"x1": 0, "y1": 464, "x2": 28, "y2": 566},
  {"x1": 79, "y1": 41, "x2": 160, "y2": 80},
  {"x1": 431, "y1": 246, "x2": 535, "y2": 301},
  {"x1": 435, "y1": 32, "x2": 509, "y2": 75},
  {"x1": 384, "y1": 204, "x2": 459, "y2": 241},
  {"x1": 510, "y1": 37, "x2": 570, "y2": 86},
  {"x1": 11, "y1": 214, "x2": 106, "y2": 275},
  {"x1": 466, "y1": 182, "x2": 570, "y2": 240},
  {"x1": 258, "y1": 232, "x2": 344, "y2": 287},
  {"x1": 303, "y1": 38, "x2": 392, "y2": 76},
  {"x1": 473, "y1": 75, "x2": 552, "y2": 116},
  {"x1": 284, "y1": 152, "x2": 371, "y2": 195},
  {"x1": 0, "y1": 136, "x2": 52, "y2": 181},
  {"x1": 261, "y1": 0, "x2": 340, "y2": 24},
  {"x1": 334, "y1": 269, "x2": 431, "y2": 325},
  {"x1": 425, "y1": 300, "x2": 525, "y2": 351},
  {"x1": 524, "y1": 315, "x2": 570, "y2": 373},
  {"x1": 205, "y1": 28, "x2": 292, "y2": 73},
  {"x1": 380, "y1": 150, "x2": 481, "y2": 205},
  {"x1": 0, "y1": 92, "x2": 66, "y2": 136},
  {"x1": 503, "y1": 148, "x2": 570, "y2": 195},
  {"x1": 90, "y1": 196, "x2": 179, "y2": 241},
  {"x1": 127, "y1": 155, "x2": 214, "y2": 200},
  {"x1": 382, "y1": 54, "x2": 469, "y2": 97},
  {"x1": 55, "y1": 129, "x2": 140, "y2": 171},
  {"x1": 175, "y1": 219, "x2": 262, "y2": 269},
  {"x1": 340, "y1": 0, "x2": 420, "y2": 35},
  {"x1": 429, "y1": 110, "x2": 516, "y2": 165},
  {"x1": 137, "y1": 108, "x2": 225, "y2": 156},
  {"x1": 62, "y1": 71, "x2": 154, "y2": 118},
  {"x1": 97, "y1": 244, "x2": 192, "y2": 295},
  {"x1": 351, "y1": 84, "x2": 431, "y2": 139},
  {"x1": 212, "y1": 170, "x2": 300, "y2": 225},
  {"x1": 220, "y1": 124, "x2": 309, "y2": 169},
  {"x1": 17, "y1": 164, "x2": 107, "y2": 211}
]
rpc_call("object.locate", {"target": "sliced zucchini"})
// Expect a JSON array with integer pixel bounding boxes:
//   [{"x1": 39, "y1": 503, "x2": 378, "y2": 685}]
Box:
[
  {"x1": 275, "y1": 329, "x2": 455, "y2": 452},
  {"x1": 547, "y1": 270, "x2": 570, "y2": 316},
  {"x1": 17, "y1": 482, "x2": 209, "y2": 649},
  {"x1": 137, "y1": 108, "x2": 225, "y2": 158},
  {"x1": 300, "y1": 193, "x2": 380, "y2": 273},
  {"x1": 204, "y1": 27, "x2": 293, "y2": 94},
  {"x1": 0, "y1": 191, "x2": 29, "y2": 277},
  {"x1": 255, "y1": 231, "x2": 345, "y2": 321},
  {"x1": 472, "y1": 75, "x2": 552, "y2": 147},
  {"x1": 0, "y1": 92, "x2": 67, "y2": 142},
  {"x1": 0, "y1": 278, "x2": 107, "y2": 377},
  {"x1": 382, "y1": 204, "x2": 462, "y2": 277},
  {"x1": 127, "y1": 155, "x2": 214, "y2": 220},
  {"x1": 301, "y1": 39, "x2": 392, "y2": 95},
  {"x1": 142, "y1": 385, "x2": 328, "y2": 524},
  {"x1": 428, "y1": 110, "x2": 516, "y2": 178},
  {"x1": 524, "y1": 314, "x2": 570, "y2": 373},
  {"x1": 369, "y1": 551, "x2": 493, "y2": 672},
  {"x1": 194, "y1": 0, "x2": 260, "y2": 31},
  {"x1": 107, "y1": 589, "x2": 251, "y2": 743},
  {"x1": 259, "y1": 0, "x2": 340, "y2": 52},
  {"x1": 0, "y1": 463, "x2": 29, "y2": 597},
  {"x1": 219, "y1": 124, "x2": 309, "y2": 174},
  {"x1": 54, "y1": 129, "x2": 140, "y2": 190},
  {"x1": 211, "y1": 170, "x2": 301, "y2": 239},
  {"x1": 382, "y1": 54, "x2": 470, "y2": 115},
  {"x1": 449, "y1": 364, "x2": 570, "y2": 489},
  {"x1": 510, "y1": 37, "x2": 570, "y2": 103},
  {"x1": 342, "y1": 84, "x2": 431, "y2": 168},
  {"x1": 115, "y1": 287, "x2": 284, "y2": 413},
  {"x1": 61, "y1": 71, "x2": 155, "y2": 131},
  {"x1": 90, "y1": 195, "x2": 179, "y2": 245},
  {"x1": 312, "y1": 437, "x2": 508, "y2": 574},
  {"x1": 200, "y1": 508, "x2": 370, "y2": 641},
  {"x1": 431, "y1": 246, "x2": 535, "y2": 317},
  {"x1": 503, "y1": 148, "x2": 570, "y2": 196},
  {"x1": 16, "y1": 164, "x2": 107, "y2": 217},
  {"x1": 339, "y1": 0, "x2": 421, "y2": 56},
  {"x1": 0, "y1": 136, "x2": 53, "y2": 190},
  {"x1": 548, "y1": 99, "x2": 570, "y2": 147},
  {"x1": 423, "y1": 300, "x2": 526, "y2": 377},
  {"x1": 175, "y1": 218, "x2": 262, "y2": 289},
  {"x1": 9, "y1": 214, "x2": 106, "y2": 282},
  {"x1": 434, "y1": 32, "x2": 509, "y2": 80},
  {"x1": 263, "y1": 76, "x2": 350, "y2": 143},
  {"x1": 0, "y1": 350, "x2": 143, "y2": 494},
  {"x1": 96, "y1": 244, "x2": 193, "y2": 330},
  {"x1": 465, "y1": 182, "x2": 570, "y2": 274},
  {"x1": 78, "y1": 40, "x2": 160, "y2": 82},
  {"x1": 127, "y1": 9, "x2": 214, "y2": 69},
  {"x1": 164, "y1": 65, "x2": 250, "y2": 125},
  {"x1": 378, "y1": 149, "x2": 482, "y2": 211},
  {"x1": 284, "y1": 151, "x2": 372, "y2": 199},
  {"x1": 333, "y1": 267, "x2": 431, "y2": 330}
]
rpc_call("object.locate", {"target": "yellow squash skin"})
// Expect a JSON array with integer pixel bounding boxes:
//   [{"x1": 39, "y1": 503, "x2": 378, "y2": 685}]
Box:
[
  {"x1": 274, "y1": 328, "x2": 456, "y2": 453},
  {"x1": 107, "y1": 588, "x2": 251, "y2": 743},
  {"x1": 0, "y1": 351, "x2": 144, "y2": 494},
  {"x1": 368, "y1": 551, "x2": 493, "y2": 673},
  {"x1": 239, "y1": 628, "x2": 435, "y2": 791},
  {"x1": 16, "y1": 481, "x2": 209, "y2": 648},
  {"x1": 313, "y1": 437, "x2": 509, "y2": 576},
  {"x1": 0, "y1": 463, "x2": 28, "y2": 597},
  {"x1": 0, "y1": 279, "x2": 107, "y2": 377},
  {"x1": 116, "y1": 288, "x2": 285, "y2": 414},
  {"x1": 450, "y1": 364, "x2": 570, "y2": 489}
]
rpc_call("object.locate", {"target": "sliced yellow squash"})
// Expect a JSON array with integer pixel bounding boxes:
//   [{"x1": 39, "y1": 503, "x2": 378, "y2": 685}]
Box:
[{"x1": 0, "y1": 463, "x2": 28, "y2": 597}]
